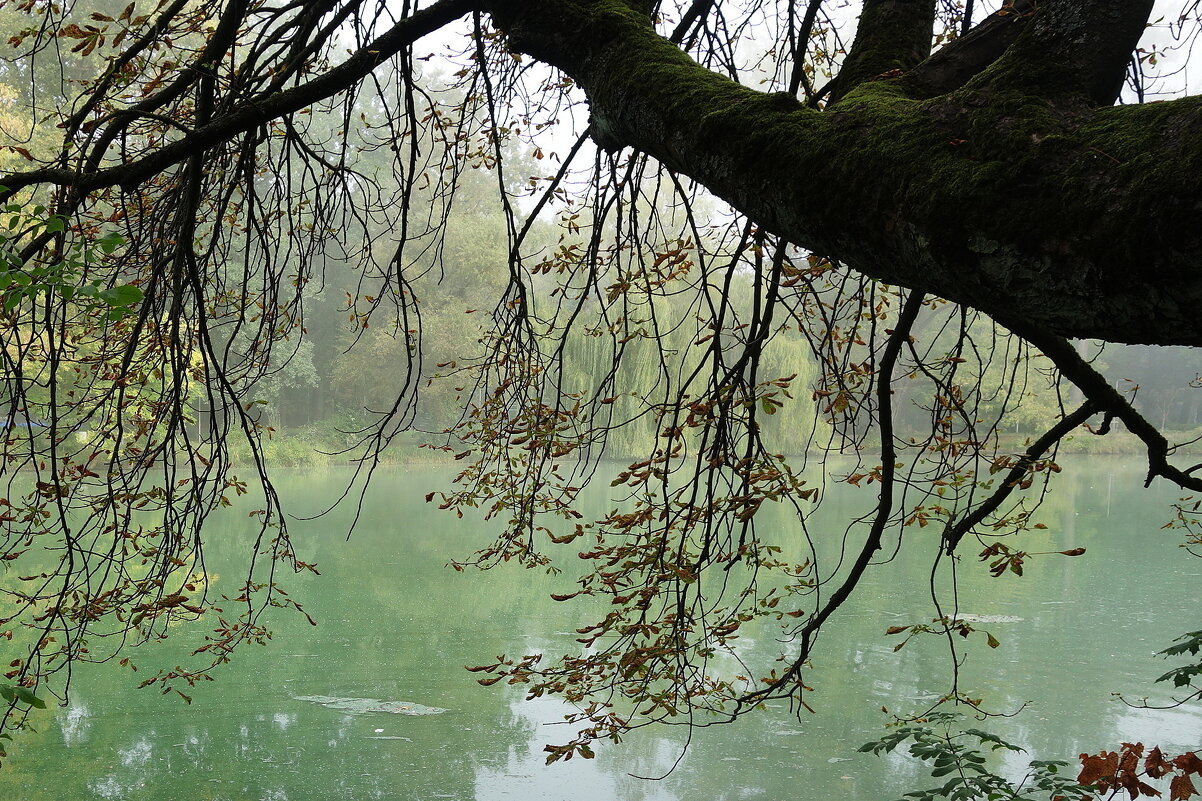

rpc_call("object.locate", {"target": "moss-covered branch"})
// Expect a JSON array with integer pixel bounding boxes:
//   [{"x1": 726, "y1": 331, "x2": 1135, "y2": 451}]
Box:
[
  {"x1": 489, "y1": 0, "x2": 1202, "y2": 346},
  {"x1": 901, "y1": 0, "x2": 1035, "y2": 98},
  {"x1": 826, "y1": 0, "x2": 936, "y2": 103},
  {"x1": 973, "y1": 0, "x2": 1154, "y2": 106}
]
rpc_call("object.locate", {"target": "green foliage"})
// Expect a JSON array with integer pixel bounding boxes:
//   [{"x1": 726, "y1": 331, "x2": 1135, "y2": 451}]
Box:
[
  {"x1": 0, "y1": 684, "x2": 44, "y2": 759},
  {"x1": 860, "y1": 713, "x2": 1095, "y2": 801},
  {"x1": 556, "y1": 272, "x2": 822, "y2": 459},
  {"x1": 0, "y1": 686, "x2": 44, "y2": 710},
  {"x1": 0, "y1": 191, "x2": 141, "y2": 319},
  {"x1": 1155, "y1": 629, "x2": 1202, "y2": 690}
]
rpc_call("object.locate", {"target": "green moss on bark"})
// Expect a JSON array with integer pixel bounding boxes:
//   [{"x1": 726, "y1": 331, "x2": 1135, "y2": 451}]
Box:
[{"x1": 498, "y1": 0, "x2": 1202, "y2": 343}]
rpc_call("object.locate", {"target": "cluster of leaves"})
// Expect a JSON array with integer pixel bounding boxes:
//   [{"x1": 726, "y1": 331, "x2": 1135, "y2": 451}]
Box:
[
  {"x1": 1164, "y1": 498, "x2": 1202, "y2": 558},
  {"x1": 0, "y1": 182, "x2": 319, "y2": 760},
  {"x1": 0, "y1": 193, "x2": 141, "y2": 319},
  {"x1": 436, "y1": 220, "x2": 1109, "y2": 761},
  {"x1": 1077, "y1": 743, "x2": 1202, "y2": 800},
  {"x1": 861, "y1": 613, "x2": 1202, "y2": 800},
  {"x1": 861, "y1": 713, "x2": 1202, "y2": 801},
  {"x1": 978, "y1": 542, "x2": 1087, "y2": 578},
  {"x1": 1154, "y1": 629, "x2": 1202, "y2": 701},
  {"x1": 860, "y1": 713, "x2": 1095, "y2": 801},
  {"x1": 885, "y1": 617, "x2": 1002, "y2": 653}
]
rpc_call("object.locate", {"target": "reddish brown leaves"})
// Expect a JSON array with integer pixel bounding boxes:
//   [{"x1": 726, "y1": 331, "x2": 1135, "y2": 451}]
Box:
[
  {"x1": 1079, "y1": 743, "x2": 1202, "y2": 800},
  {"x1": 1171, "y1": 775, "x2": 1198, "y2": 801},
  {"x1": 1149, "y1": 747, "x2": 1173, "y2": 779}
]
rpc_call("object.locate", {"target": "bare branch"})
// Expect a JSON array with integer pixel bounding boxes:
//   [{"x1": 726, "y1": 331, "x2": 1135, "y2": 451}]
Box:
[
  {"x1": 941, "y1": 398, "x2": 1099, "y2": 554},
  {"x1": 0, "y1": 0, "x2": 477, "y2": 200}
]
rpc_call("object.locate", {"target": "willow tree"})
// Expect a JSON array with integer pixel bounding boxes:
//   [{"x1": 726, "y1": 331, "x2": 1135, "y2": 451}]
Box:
[{"x1": 0, "y1": 0, "x2": 1200, "y2": 770}]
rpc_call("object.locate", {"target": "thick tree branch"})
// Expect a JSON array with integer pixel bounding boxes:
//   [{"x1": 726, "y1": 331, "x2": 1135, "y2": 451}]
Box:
[
  {"x1": 901, "y1": 0, "x2": 1035, "y2": 98},
  {"x1": 826, "y1": 0, "x2": 936, "y2": 103},
  {"x1": 975, "y1": 0, "x2": 1155, "y2": 106},
  {"x1": 7, "y1": 0, "x2": 1197, "y2": 353},
  {"x1": 486, "y1": 1, "x2": 1202, "y2": 347},
  {"x1": 668, "y1": 0, "x2": 717, "y2": 45}
]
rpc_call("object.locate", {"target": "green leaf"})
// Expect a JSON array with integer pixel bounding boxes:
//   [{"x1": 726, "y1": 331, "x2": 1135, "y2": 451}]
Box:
[
  {"x1": 99, "y1": 284, "x2": 143, "y2": 308},
  {"x1": 1160, "y1": 630, "x2": 1202, "y2": 658},
  {"x1": 1156, "y1": 663, "x2": 1202, "y2": 688},
  {"x1": 0, "y1": 684, "x2": 44, "y2": 709},
  {"x1": 13, "y1": 686, "x2": 45, "y2": 709},
  {"x1": 964, "y1": 729, "x2": 1024, "y2": 753},
  {"x1": 98, "y1": 232, "x2": 124, "y2": 254}
]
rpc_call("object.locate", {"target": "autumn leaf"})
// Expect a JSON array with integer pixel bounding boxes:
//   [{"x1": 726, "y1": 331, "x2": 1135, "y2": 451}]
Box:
[
  {"x1": 1, "y1": 145, "x2": 33, "y2": 161},
  {"x1": 1168, "y1": 769, "x2": 1197, "y2": 793},
  {"x1": 1079, "y1": 750, "x2": 1120, "y2": 787},
  {"x1": 1148, "y1": 746, "x2": 1173, "y2": 779},
  {"x1": 1175, "y1": 753, "x2": 1202, "y2": 775},
  {"x1": 1172, "y1": 774, "x2": 1198, "y2": 801}
]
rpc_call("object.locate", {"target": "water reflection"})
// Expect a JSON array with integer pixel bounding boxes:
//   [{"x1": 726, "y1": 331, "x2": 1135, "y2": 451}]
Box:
[
  {"x1": 60, "y1": 703, "x2": 90, "y2": 747},
  {"x1": 0, "y1": 458, "x2": 1198, "y2": 800}
]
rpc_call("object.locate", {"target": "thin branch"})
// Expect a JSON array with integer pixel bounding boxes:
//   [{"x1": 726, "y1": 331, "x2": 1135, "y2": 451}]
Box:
[
  {"x1": 738, "y1": 290, "x2": 926, "y2": 707},
  {"x1": 998, "y1": 316, "x2": 1202, "y2": 493},
  {"x1": 0, "y1": 0, "x2": 478, "y2": 201},
  {"x1": 941, "y1": 399, "x2": 1099, "y2": 554}
]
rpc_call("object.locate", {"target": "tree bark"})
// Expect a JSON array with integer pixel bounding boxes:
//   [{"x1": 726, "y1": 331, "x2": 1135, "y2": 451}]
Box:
[
  {"x1": 826, "y1": 0, "x2": 936, "y2": 103},
  {"x1": 487, "y1": 0, "x2": 1202, "y2": 347}
]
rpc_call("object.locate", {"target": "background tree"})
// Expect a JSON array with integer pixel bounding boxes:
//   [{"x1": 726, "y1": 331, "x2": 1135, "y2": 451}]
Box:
[{"x1": 0, "y1": 0, "x2": 1200, "y2": 778}]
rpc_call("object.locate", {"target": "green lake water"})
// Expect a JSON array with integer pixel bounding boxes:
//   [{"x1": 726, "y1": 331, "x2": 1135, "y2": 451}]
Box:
[{"x1": 0, "y1": 457, "x2": 1198, "y2": 799}]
